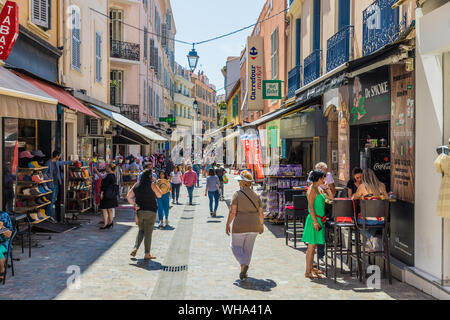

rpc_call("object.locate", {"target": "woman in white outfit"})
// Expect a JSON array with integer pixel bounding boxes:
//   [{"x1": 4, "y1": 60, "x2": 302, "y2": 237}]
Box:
[{"x1": 225, "y1": 170, "x2": 264, "y2": 281}]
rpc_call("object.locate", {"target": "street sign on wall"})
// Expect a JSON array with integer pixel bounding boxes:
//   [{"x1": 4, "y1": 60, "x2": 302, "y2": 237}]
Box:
[
  {"x1": 246, "y1": 36, "x2": 264, "y2": 111},
  {"x1": 0, "y1": 1, "x2": 19, "y2": 62},
  {"x1": 262, "y1": 80, "x2": 282, "y2": 100}
]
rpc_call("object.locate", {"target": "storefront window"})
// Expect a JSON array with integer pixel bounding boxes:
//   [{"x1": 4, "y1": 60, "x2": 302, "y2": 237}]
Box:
[{"x1": 2, "y1": 118, "x2": 19, "y2": 212}]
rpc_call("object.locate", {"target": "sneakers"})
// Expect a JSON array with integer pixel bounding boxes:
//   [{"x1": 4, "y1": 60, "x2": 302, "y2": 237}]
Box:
[
  {"x1": 158, "y1": 221, "x2": 164, "y2": 228},
  {"x1": 30, "y1": 188, "x2": 42, "y2": 195},
  {"x1": 38, "y1": 186, "x2": 47, "y2": 194}
]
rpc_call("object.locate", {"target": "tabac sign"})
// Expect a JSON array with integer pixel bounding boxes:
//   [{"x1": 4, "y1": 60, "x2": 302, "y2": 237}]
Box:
[
  {"x1": 247, "y1": 36, "x2": 264, "y2": 111},
  {"x1": 0, "y1": 1, "x2": 19, "y2": 62}
]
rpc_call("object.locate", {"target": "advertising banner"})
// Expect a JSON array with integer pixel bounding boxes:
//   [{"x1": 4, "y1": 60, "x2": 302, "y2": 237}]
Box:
[
  {"x1": 0, "y1": 1, "x2": 19, "y2": 61},
  {"x1": 390, "y1": 65, "x2": 415, "y2": 203},
  {"x1": 247, "y1": 36, "x2": 264, "y2": 111},
  {"x1": 240, "y1": 131, "x2": 265, "y2": 180},
  {"x1": 349, "y1": 66, "x2": 391, "y2": 126},
  {"x1": 338, "y1": 86, "x2": 351, "y2": 184}
]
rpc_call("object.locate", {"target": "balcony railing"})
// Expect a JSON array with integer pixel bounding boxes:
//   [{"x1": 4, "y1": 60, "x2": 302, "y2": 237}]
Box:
[
  {"x1": 118, "y1": 104, "x2": 140, "y2": 123},
  {"x1": 287, "y1": 65, "x2": 302, "y2": 99},
  {"x1": 326, "y1": 25, "x2": 354, "y2": 73},
  {"x1": 362, "y1": 0, "x2": 406, "y2": 57},
  {"x1": 303, "y1": 50, "x2": 321, "y2": 86},
  {"x1": 110, "y1": 40, "x2": 140, "y2": 61}
]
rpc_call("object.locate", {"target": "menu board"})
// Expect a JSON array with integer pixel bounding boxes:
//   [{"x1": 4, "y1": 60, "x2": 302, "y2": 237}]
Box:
[
  {"x1": 390, "y1": 64, "x2": 415, "y2": 203},
  {"x1": 338, "y1": 85, "x2": 351, "y2": 185},
  {"x1": 350, "y1": 67, "x2": 391, "y2": 126}
]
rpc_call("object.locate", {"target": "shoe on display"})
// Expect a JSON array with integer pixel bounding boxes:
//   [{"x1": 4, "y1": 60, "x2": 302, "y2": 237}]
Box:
[
  {"x1": 30, "y1": 188, "x2": 41, "y2": 195},
  {"x1": 28, "y1": 162, "x2": 35, "y2": 168},
  {"x1": 38, "y1": 186, "x2": 47, "y2": 194},
  {"x1": 43, "y1": 185, "x2": 51, "y2": 192},
  {"x1": 37, "y1": 211, "x2": 46, "y2": 219},
  {"x1": 41, "y1": 196, "x2": 50, "y2": 203},
  {"x1": 24, "y1": 175, "x2": 32, "y2": 181},
  {"x1": 16, "y1": 201, "x2": 23, "y2": 208},
  {"x1": 22, "y1": 188, "x2": 32, "y2": 196},
  {"x1": 39, "y1": 209, "x2": 47, "y2": 217},
  {"x1": 29, "y1": 213, "x2": 39, "y2": 221},
  {"x1": 18, "y1": 174, "x2": 25, "y2": 181},
  {"x1": 31, "y1": 175, "x2": 42, "y2": 183},
  {"x1": 30, "y1": 161, "x2": 41, "y2": 168}
]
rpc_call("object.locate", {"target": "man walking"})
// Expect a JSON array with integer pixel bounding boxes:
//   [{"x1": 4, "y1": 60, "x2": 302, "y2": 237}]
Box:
[
  {"x1": 215, "y1": 165, "x2": 226, "y2": 201},
  {"x1": 193, "y1": 163, "x2": 201, "y2": 187},
  {"x1": 44, "y1": 151, "x2": 73, "y2": 220},
  {"x1": 183, "y1": 165, "x2": 198, "y2": 205}
]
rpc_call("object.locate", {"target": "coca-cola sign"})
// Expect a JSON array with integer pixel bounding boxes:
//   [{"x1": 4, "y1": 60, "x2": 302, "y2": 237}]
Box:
[
  {"x1": 373, "y1": 162, "x2": 391, "y2": 171},
  {"x1": 0, "y1": 1, "x2": 19, "y2": 62}
]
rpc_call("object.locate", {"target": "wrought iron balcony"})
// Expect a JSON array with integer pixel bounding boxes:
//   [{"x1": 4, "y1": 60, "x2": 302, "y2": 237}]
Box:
[
  {"x1": 287, "y1": 65, "x2": 302, "y2": 99},
  {"x1": 110, "y1": 40, "x2": 140, "y2": 61},
  {"x1": 362, "y1": 0, "x2": 406, "y2": 57},
  {"x1": 326, "y1": 26, "x2": 354, "y2": 73},
  {"x1": 118, "y1": 104, "x2": 140, "y2": 123},
  {"x1": 303, "y1": 50, "x2": 322, "y2": 86}
]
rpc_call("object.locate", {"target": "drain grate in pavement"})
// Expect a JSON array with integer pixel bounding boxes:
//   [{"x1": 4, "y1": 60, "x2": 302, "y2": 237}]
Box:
[{"x1": 162, "y1": 265, "x2": 188, "y2": 272}]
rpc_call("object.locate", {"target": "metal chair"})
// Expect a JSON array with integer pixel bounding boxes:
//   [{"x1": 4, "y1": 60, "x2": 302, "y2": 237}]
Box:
[
  {"x1": 284, "y1": 195, "x2": 308, "y2": 248},
  {"x1": 354, "y1": 199, "x2": 392, "y2": 284},
  {"x1": 1, "y1": 227, "x2": 17, "y2": 285},
  {"x1": 325, "y1": 199, "x2": 357, "y2": 282}
]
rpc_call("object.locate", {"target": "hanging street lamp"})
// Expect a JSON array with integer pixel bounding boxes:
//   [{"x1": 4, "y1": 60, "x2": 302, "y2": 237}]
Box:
[{"x1": 187, "y1": 44, "x2": 199, "y2": 72}]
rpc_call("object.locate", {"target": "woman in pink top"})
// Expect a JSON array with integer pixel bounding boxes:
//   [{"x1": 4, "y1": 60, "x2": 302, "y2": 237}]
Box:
[{"x1": 183, "y1": 165, "x2": 198, "y2": 205}]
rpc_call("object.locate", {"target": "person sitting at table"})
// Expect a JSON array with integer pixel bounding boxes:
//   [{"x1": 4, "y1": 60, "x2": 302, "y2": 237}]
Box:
[
  {"x1": 346, "y1": 167, "x2": 363, "y2": 197},
  {"x1": 352, "y1": 169, "x2": 389, "y2": 251}
]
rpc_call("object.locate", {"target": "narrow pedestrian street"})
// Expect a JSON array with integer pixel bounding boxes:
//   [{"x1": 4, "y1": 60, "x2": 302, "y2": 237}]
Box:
[{"x1": 0, "y1": 177, "x2": 432, "y2": 300}]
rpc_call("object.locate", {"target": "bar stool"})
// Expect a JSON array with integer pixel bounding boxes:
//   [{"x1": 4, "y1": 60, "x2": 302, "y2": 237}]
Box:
[
  {"x1": 325, "y1": 199, "x2": 358, "y2": 282},
  {"x1": 284, "y1": 195, "x2": 308, "y2": 248},
  {"x1": 354, "y1": 199, "x2": 392, "y2": 284}
]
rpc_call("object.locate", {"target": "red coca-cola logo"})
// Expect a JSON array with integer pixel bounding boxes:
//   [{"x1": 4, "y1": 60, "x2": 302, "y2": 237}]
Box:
[{"x1": 373, "y1": 162, "x2": 391, "y2": 171}]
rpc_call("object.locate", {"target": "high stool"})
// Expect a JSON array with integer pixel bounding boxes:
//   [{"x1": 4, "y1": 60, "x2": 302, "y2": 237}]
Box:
[
  {"x1": 354, "y1": 199, "x2": 392, "y2": 284},
  {"x1": 325, "y1": 199, "x2": 358, "y2": 282},
  {"x1": 284, "y1": 195, "x2": 308, "y2": 248}
]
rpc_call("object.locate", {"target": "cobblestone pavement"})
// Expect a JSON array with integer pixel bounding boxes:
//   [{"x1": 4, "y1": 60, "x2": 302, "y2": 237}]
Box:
[{"x1": 0, "y1": 176, "x2": 433, "y2": 300}]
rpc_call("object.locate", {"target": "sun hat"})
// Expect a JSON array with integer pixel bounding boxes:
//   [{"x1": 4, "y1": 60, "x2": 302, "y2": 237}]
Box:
[
  {"x1": 19, "y1": 151, "x2": 34, "y2": 159},
  {"x1": 32, "y1": 150, "x2": 46, "y2": 157},
  {"x1": 235, "y1": 171, "x2": 253, "y2": 182}
]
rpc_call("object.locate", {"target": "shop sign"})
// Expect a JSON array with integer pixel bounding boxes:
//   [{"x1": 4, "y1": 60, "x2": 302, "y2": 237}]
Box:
[
  {"x1": 246, "y1": 36, "x2": 264, "y2": 111},
  {"x1": 390, "y1": 65, "x2": 415, "y2": 203},
  {"x1": 350, "y1": 67, "x2": 391, "y2": 126},
  {"x1": 262, "y1": 80, "x2": 282, "y2": 100},
  {"x1": 0, "y1": 1, "x2": 19, "y2": 62}
]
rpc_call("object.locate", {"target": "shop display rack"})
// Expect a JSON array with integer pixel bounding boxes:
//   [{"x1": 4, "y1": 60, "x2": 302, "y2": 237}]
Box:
[
  {"x1": 66, "y1": 165, "x2": 93, "y2": 220},
  {"x1": 15, "y1": 167, "x2": 52, "y2": 225}
]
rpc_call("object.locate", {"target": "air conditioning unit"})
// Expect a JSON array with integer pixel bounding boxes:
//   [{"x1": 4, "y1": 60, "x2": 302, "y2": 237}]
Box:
[{"x1": 90, "y1": 119, "x2": 100, "y2": 135}]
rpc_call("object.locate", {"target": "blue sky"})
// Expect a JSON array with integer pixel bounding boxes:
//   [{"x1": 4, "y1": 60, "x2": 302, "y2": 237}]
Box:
[{"x1": 172, "y1": 0, "x2": 267, "y2": 95}]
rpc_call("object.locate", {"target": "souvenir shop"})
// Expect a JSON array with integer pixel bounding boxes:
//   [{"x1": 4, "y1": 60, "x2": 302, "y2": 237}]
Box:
[{"x1": 0, "y1": 66, "x2": 59, "y2": 224}]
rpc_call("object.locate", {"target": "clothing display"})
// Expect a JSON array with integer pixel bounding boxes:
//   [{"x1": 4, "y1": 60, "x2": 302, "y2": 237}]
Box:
[{"x1": 435, "y1": 153, "x2": 450, "y2": 218}]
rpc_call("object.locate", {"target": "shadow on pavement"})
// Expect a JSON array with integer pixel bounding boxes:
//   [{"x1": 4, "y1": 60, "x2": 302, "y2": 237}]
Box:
[
  {"x1": 233, "y1": 278, "x2": 277, "y2": 292},
  {"x1": 264, "y1": 221, "x2": 285, "y2": 239},
  {"x1": 129, "y1": 260, "x2": 163, "y2": 271}
]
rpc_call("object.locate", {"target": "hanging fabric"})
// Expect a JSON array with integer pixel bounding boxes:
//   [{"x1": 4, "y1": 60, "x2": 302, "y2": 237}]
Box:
[{"x1": 435, "y1": 153, "x2": 450, "y2": 218}]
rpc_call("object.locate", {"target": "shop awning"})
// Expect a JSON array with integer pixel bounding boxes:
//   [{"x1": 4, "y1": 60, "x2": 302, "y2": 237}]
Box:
[
  {"x1": 241, "y1": 101, "x2": 315, "y2": 129},
  {"x1": 90, "y1": 105, "x2": 167, "y2": 143},
  {"x1": 206, "y1": 123, "x2": 233, "y2": 137},
  {"x1": 13, "y1": 71, "x2": 98, "y2": 118},
  {"x1": 0, "y1": 66, "x2": 58, "y2": 120}
]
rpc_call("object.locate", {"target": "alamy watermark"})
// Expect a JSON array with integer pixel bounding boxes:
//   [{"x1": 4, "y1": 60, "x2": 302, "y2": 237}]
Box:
[{"x1": 66, "y1": 265, "x2": 81, "y2": 290}]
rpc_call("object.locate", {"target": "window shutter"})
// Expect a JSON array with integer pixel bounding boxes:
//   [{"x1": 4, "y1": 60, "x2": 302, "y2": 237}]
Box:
[
  {"x1": 143, "y1": 80, "x2": 146, "y2": 114},
  {"x1": 31, "y1": 0, "x2": 50, "y2": 29},
  {"x1": 161, "y1": 23, "x2": 167, "y2": 48},
  {"x1": 72, "y1": 7, "x2": 81, "y2": 70},
  {"x1": 144, "y1": 27, "x2": 148, "y2": 60}
]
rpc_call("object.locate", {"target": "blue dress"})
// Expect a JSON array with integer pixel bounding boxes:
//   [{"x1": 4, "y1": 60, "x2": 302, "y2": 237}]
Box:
[{"x1": 0, "y1": 211, "x2": 13, "y2": 260}]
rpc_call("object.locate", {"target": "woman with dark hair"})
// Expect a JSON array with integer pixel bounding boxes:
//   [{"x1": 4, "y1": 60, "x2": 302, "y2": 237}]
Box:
[
  {"x1": 347, "y1": 167, "x2": 363, "y2": 197},
  {"x1": 169, "y1": 166, "x2": 182, "y2": 205},
  {"x1": 302, "y1": 170, "x2": 334, "y2": 279},
  {"x1": 127, "y1": 169, "x2": 163, "y2": 260},
  {"x1": 205, "y1": 168, "x2": 220, "y2": 217},
  {"x1": 156, "y1": 171, "x2": 171, "y2": 228},
  {"x1": 99, "y1": 164, "x2": 118, "y2": 230}
]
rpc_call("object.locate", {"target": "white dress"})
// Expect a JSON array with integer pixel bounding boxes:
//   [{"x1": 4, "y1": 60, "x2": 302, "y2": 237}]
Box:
[{"x1": 435, "y1": 153, "x2": 450, "y2": 218}]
